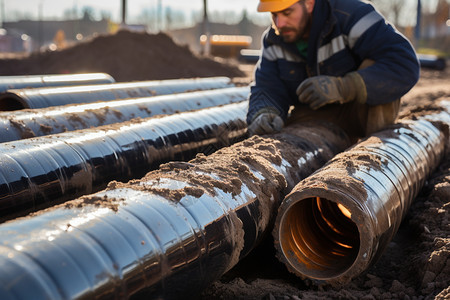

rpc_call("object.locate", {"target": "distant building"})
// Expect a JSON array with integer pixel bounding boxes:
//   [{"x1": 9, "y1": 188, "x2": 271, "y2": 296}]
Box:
[
  {"x1": 0, "y1": 28, "x2": 32, "y2": 52},
  {"x1": 167, "y1": 14, "x2": 267, "y2": 54},
  {"x1": 2, "y1": 12, "x2": 111, "y2": 52}
]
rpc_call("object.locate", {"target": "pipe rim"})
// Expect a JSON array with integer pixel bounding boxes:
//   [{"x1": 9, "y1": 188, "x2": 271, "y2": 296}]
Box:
[{"x1": 274, "y1": 187, "x2": 375, "y2": 284}]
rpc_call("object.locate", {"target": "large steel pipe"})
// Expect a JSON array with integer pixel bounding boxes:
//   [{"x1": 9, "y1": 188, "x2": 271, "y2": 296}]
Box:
[
  {"x1": 0, "y1": 121, "x2": 351, "y2": 299},
  {"x1": 273, "y1": 105, "x2": 450, "y2": 285},
  {"x1": 0, "y1": 101, "x2": 250, "y2": 222},
  {"x1": 0, "y1": 86, "x2": 249, "y2": 143},
  {"x1": 0, "y1": 73, "x2": 115, "y2": 94},
  {"x1": 0, "y1": 76, "x2": 233, "y2": 111}
]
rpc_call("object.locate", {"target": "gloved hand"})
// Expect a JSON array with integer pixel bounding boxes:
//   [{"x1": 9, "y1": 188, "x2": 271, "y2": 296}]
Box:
[
  {"x1": 296, "y1": 72, "x2": 367, "y2": 110},
  {"x1": 247, "y1": 108, "x2": 284, "y2": 136}
]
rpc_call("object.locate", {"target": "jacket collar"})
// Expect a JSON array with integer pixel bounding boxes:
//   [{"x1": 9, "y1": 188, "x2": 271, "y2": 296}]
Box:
[{"x1": 307, "y1": 0, "x2": 334, "y2": 68}]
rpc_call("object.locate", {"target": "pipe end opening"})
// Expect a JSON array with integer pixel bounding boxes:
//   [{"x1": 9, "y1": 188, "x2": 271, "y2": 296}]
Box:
[
  {"x1": 278, "y1": 196, "x2": 360, "y2": 280},
  {"x1": 0, "y1": 97, "x2": 26, "y2": 111}
]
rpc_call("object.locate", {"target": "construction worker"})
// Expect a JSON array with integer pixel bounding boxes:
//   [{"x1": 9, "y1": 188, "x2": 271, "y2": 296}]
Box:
[{"x1": 247, "y1": 0, "x2": 420, "y2": 139}]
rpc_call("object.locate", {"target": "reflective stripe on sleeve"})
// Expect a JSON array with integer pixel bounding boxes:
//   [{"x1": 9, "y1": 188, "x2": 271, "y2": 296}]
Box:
[
  {"x1": 348, "y1": 10, "x2": 384, "y2": 48},
  {"x1": 263, "y1": 45, "x2": 302, "y2": 62},
  {"x1": 317, "y1": 10, "x2": 383, "y2": 63},
  {"x1": 317, "y1": 35, "x2": 346, "y2": 63}
]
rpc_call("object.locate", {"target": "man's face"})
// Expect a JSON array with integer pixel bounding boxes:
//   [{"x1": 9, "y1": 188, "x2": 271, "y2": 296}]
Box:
[{"x1": 271, "y1": 0, "x2": 314, "y2": 42}]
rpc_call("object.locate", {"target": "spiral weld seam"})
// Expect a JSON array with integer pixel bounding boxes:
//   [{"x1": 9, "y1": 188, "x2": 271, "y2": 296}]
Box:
[
  {"x1": 0, "y1": 86, "x2": 249, "y2": 143},
  {"x1": 0, "y1": 101, "x2": 248, "y2": 222},
  {"x1": 273, "y1": 103, "x2": 450, "y2": 285},
  {"x1": 0, "y1": 121, "x2": 351, "y2": 299},
  {"x1": 0, "y1": 76, "x2": 233, "y2": 111}
]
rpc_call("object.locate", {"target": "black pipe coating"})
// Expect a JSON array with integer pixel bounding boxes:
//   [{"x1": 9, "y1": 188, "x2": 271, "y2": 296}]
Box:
[
  {"x1": 0, "y1": 86, "x2": 249, "y2": 143},
  {"x1": 0, "y1": 101, "x2": 248, "y2": 222},
  {"x1": 0, "y1": 73, "x2": 115, "y2": 94},
  {"x1": 0, "y1": 76, "x2": 233, "y2": 111},
  {"x1": 0, "y1": 121, "x2": 351, "y2": 299}
]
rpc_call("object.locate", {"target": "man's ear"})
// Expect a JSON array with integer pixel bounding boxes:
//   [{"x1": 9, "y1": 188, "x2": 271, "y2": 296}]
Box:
[{"x1": 305, "y1": 0, "x2": 315, "y2": 13}]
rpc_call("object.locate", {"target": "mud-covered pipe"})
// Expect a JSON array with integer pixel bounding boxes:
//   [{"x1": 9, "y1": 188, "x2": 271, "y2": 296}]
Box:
[
  {"x1": 0, "y1": 86, "x2": 249, "y2": 143},
  {"x1": 0, "y1": 73, "x2": 115, "y2": 94},
  {"x1": 0, "y1": 101, "x2": 251, "y2": 222},
  {"x1": 0, "y1": 76, "x2": 233, "y2": 111},
  {"x1": 273, "y1": 107, "x2": 450, "y2": 285},
  {"x1": 0, "y1": 121, "x2": 351, "y2": 299}
]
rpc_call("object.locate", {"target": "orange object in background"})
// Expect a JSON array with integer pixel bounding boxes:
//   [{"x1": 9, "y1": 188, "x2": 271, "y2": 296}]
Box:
[
  {"x1": 53, "y1": 29, "x2": 67, "y2": 49},
  {"x1": 200, "y1": 34, "x2": 252, "y2": 58}
]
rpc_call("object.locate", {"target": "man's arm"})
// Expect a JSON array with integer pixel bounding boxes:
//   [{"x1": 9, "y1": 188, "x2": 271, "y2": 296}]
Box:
[
  {"x1": 247, "y1": 30, "x2": 295, "y2": 126},
  {"x1": 342, "y1": 2, "x2": 420, "y2": 105},
  {"x1": 296, "y1": 1, "x2": 419, "y2": 110}
]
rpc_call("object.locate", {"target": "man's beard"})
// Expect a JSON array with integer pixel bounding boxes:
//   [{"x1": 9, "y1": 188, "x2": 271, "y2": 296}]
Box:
[{"x1": 278, "y1": 26, "x2": 304, "y2": 42}]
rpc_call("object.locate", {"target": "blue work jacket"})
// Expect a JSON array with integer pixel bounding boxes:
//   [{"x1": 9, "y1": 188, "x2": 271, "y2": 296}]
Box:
[{"x1": 247, "y1": 0, "x2": 420, "y2": 124}]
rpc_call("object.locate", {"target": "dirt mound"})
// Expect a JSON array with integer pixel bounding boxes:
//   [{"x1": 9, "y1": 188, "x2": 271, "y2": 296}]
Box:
[{"x1": 0, "y1": 30, "x2": 244, "y2": 82}]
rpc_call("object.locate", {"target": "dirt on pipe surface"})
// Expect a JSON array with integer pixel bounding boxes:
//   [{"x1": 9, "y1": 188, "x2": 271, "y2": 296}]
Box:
[{"x1": 0, "y1": 31, "x2": 449, "y2": 299}]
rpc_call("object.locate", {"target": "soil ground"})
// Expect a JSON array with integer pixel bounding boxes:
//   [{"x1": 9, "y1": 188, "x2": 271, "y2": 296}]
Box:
[{"x1": 0, "y1": 30, "x2": 449, "y2": 299}]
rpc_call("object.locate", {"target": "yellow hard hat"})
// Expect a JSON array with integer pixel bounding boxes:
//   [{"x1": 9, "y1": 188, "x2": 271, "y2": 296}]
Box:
[{"x1": 257, "y1": 0, "x2": 299, "y2": 12}]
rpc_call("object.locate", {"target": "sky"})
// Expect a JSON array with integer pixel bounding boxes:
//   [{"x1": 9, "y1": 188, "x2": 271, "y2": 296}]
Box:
[
  {"x1": 1, "y1": 0, "x2": 443, "y2": 27},
  {"x1": 2, "y1": 0, "x2": 261, "y2": 23}
]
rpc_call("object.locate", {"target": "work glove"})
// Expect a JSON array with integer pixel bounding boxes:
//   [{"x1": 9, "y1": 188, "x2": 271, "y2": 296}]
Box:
[
  {"x1": 247, "y1": 108, "x2": 284, "y2": 136},
  {"x1": 296, "y1": 72, "x2": 367, "y2": 110}
]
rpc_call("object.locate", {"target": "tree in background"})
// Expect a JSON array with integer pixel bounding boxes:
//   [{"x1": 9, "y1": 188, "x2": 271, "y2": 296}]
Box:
[
  {"x1": 419, "y1": 0, "x2": 449, "y2": 53},
  {"x1": 371, "y1": 0, "x2": 415, "y2": 27},
  {"x1": 372, "y1": 0, "x2": 449, "y2": 54},
  {"x1": 433, "y1": 0, "x2": 450, "y2": 36}
]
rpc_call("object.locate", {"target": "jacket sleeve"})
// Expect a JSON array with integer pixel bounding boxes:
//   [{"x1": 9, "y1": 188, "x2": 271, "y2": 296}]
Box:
[
  {"x1": 340, "y1": 2, "x2": 420, "y2": 106},
  {"x1": 247, "y1": 30, "x2": 294, "y2": 124}
]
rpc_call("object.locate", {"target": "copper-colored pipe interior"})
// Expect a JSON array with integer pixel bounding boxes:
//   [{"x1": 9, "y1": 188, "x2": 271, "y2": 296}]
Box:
[{"x1": 280, "y1": 197, "x2": 360, "y2": 279}]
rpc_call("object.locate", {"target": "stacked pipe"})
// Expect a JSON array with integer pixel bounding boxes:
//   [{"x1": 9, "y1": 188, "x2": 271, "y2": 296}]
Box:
[
  {"x1": 273, "y1": 100, "x2": 450, "y2": 285},
  {"x1": 0, "y1": 86, "x2": 249, "y2": 143},
  {"x1": 0, "y1": 73, "x2": 115, "y2": 93},
  {"x1": 0, "y1": 121, "x2": 351, "y2": 299},
  {"x1": 418, "y1": 54, "x2": 447, "y2": 71},
  {"x1": 0, "y1": 100, "x2": 251, "y2": 222},
  {"x1": 0, "y1": 76, "x2": 233, "y2": 110}
]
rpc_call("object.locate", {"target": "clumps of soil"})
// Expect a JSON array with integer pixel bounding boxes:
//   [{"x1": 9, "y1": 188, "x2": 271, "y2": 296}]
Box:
[
  {"x1": 0, "y1": 30, "x2": 244, "y2": 82},
  {"x1": 131, "y1": 135, "x2": 290, "y2": 204},
  {"x1": 64, "y1": 194, "x2": 125, "y2": 212},
  {"x1": 333, "y1": 150, "x2": 385, "y2": 175},
  {"x1": 23, "y1": 182, "x2": 126, "y2": 220},
  {"x1": 67, "y1": 113, "x2": 89, "y2": 128},
  {"x1": 38, "y1": 123, "x2": 53, "y2": 134},
  {"x1": 9, "y1": 118, "x2": 35, "y2": 139}
]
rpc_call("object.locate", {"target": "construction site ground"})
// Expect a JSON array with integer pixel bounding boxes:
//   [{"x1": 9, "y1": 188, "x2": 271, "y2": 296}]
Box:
[{"x1": 0, "y1": 30, "x2": 449, "y2": 299}]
